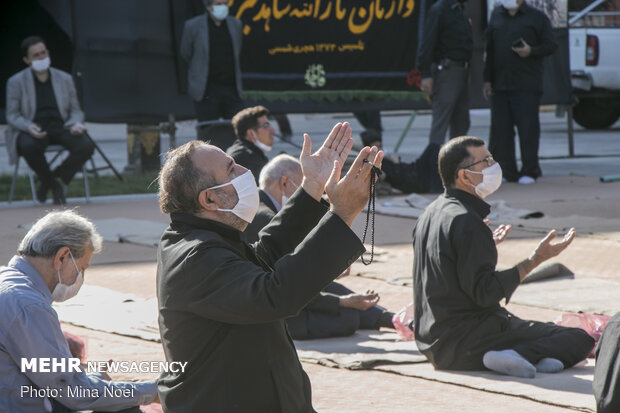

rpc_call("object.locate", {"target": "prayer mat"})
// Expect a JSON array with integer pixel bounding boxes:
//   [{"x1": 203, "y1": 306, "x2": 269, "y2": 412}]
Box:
[
  {"x1": 53, "y1": 285, "x2": 160, "y2": 342},
  {"x1": 295, "y1": 331, "x2": 426, "y2": 370},
  {"x1": 511, "y1": 278, "x2": 620, "y2": 316},
  {"x1": 19, "y1": 218, "x2": 167, "y2": 248},
  {"x1": 91, "y1": 218, "x2": 167, "y2": 247},
  {"x1": 373, "y1": 194, "x2": 543, "y2": 221},
  {"x1": 377, "y1": 359, "x2": 596, "y2": 412}
]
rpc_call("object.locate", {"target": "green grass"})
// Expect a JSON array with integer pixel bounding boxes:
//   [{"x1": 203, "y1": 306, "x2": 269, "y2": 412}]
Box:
[{"x1": 0, "y1": 172, "x2": 159, "y2": 202}]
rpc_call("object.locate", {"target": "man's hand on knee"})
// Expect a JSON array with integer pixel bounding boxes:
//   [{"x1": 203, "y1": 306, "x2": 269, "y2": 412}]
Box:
[
  {"x1": 28, "y1": 124, "x2": 47, "y2": 139},
  {"x1": 70, "y1": 123, "x2": 86, "y2": 135}
]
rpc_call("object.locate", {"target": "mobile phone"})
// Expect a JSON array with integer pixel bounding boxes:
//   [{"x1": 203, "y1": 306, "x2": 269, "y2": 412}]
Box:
[{"x1": 512, "y1": 38, "x2": 525, "y2": 48}]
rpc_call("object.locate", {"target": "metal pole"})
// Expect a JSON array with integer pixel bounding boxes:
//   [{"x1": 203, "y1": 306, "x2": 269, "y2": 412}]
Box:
[
  {"x1": 568, "y1": 0, "x2": 607, "y2": 26},
  {"x1": 567, "y1": 105, "x2": 575, "y2": 157},
  {"x1": 393, "y1": 111, "x2": 417, "y2": 153}
]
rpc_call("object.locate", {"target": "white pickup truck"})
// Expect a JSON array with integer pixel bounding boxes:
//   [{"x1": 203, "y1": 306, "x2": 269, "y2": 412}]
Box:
[{"x1": 569, "y1": 0, "x2": 620, "y2": 129}]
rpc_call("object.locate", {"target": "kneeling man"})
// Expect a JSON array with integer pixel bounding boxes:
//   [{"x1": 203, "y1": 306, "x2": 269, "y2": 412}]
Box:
[{"x1": 412, "y1": 136, "x2": 594, "y2": 378}]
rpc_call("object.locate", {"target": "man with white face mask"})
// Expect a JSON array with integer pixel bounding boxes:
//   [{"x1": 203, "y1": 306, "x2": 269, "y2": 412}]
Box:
[
  {"x1": 0, "y1": 211, "x2": 157, "y2": 412},
  {"x1": 412, "y1": 136, "x2": 594, "y2": 379},
  {"x1": 157, "y1": 122, "x2": 383, "y2": 412},
  {"x1": 180, "y1": 0, "x2": 244, "y2": 121},
  {"x1": 227, "y1": 105, "x2": 276, "y2": 182},
  {"x1": 5, "y1": 36, "x2": 95, "y2": 205}
]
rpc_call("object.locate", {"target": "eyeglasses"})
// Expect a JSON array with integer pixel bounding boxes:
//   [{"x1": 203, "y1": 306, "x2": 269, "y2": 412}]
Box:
[
  {"x1": 463, "y1": 156, "x2": 494, "y2": 169},
  {"x1": 254, "y1": 121, "x2": 271, "y2": 130}
]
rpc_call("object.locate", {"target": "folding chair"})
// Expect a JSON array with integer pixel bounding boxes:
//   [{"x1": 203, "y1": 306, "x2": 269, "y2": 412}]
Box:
[{"x1": 8, "y1": 145, "x2": 90, "y2": 204}]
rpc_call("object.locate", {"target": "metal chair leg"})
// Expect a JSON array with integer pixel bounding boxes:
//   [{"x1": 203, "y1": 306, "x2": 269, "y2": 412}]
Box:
[
  {"x1": 9, "y1": 158, "x2": 20, "y2": 204},
  {"x1": 82, "y1": 165, "x2": 90, "y2": 202},
  {"x1": 27, "y1": 167, "x2": 37, "y2": 204}
]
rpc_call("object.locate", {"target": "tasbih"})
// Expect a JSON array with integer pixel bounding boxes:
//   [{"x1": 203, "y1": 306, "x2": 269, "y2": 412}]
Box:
[{"x1": 360, "y1": 159, "x2": 382, "y2": 265}]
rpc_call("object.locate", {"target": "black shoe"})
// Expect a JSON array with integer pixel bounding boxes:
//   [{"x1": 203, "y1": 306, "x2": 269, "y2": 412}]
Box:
[
  {"x1": 51, "y1": 179, "x2": 66, "y2": 205},
  {"x1": 36, "y1": 181, "x2": 50, "y2": 204}
]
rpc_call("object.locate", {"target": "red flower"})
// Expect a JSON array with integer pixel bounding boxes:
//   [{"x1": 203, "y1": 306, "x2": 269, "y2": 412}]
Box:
[{"x1": 406, "y1": 69, "x2": 422, "y2": 88}]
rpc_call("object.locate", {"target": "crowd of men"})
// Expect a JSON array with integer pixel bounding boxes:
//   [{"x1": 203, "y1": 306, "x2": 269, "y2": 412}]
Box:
[{"x1": 3, "y1": 0, "x2": 620, "y2": 412}]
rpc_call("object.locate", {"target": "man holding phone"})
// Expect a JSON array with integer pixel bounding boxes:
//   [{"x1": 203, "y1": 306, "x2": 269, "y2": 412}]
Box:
[{"x1": 483, "y1": 0, "x2": 557, "y2": 184}]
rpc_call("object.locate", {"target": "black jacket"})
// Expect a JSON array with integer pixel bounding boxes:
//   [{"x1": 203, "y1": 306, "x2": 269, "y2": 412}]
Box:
[
  {"x1": 156, "y1": 188, "x2": 364, "y2": 412},
  {"x1": 243, "y1": 190, "x2": 279, "y2": 243},
  {"x1": 412, "y1": 189, "x2": 520, "y2": 368},
  {"x1": 226, "y1": 139, "x2": 268, "y2": 183},
  {"x1": 484, "y1": 3, "x2": 557, "y2": 92}
]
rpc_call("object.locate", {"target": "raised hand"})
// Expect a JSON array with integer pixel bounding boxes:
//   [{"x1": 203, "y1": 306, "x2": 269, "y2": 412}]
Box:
[
  {"x1": 300, "y1": 122, "x2": 354, "y2": 200},
  {"x1": 484, "y1": 219, "x2": 512, "y2": 245},
  {"x1": 325, "y1": 146, "x2": 383, "y2": 227},
  {"x1": 530, "y1": 228, "x2": 576, "y2": 263}
]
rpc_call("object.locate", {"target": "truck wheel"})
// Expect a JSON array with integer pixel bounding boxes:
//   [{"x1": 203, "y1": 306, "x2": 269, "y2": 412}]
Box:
[{"x1": 573, "y1": 98, "x2": 620, "y2": 129}]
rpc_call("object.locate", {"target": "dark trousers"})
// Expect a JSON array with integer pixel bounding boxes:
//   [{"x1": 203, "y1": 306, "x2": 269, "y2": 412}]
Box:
[
  {"x1": 194, "y1": 83, "x2": 244, "y2": 121},
  {"x1": 382, "y1": 142, "x2": 442, "y2": 193},
  {"x1": 429, "y1": 66, "x2": 470, "y2": 144},
  {"x1": 436, "y1": 312, "x2": 594, "y2": 371},
  {"x1": 288, "y1": 283, "x2": 386, "y2": 340},
  {"x1": 16, "y1": 130, "x2": 95, "y2": 187},
  {"x1": 353, "y1": 111, "x2": 383, "y2": 133},
  {"x1": 489, "y1": 91, "x2": 543, "y2": 181}
]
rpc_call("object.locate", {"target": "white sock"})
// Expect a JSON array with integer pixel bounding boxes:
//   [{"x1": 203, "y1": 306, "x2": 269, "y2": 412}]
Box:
[
  {"x1": 535, "y1": 358, "x2": 564, "y2": 373},
  {"x1": 483, "y1": 349, "x2": 536, "y2": 378}
]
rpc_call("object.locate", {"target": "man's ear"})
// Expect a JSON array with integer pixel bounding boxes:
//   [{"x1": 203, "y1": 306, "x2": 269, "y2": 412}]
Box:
[
  {"x1": 53, "y1": 247, "x2": 71, "y2": 271},
  {"x1": 23, "y1": 56, "x2": 30, "y2": 66},
  {"x1": 198, "y1": 189, "x2": 220, "y2": 211},
  {"x1": 456, "y1": 169, "x2": 471, "y2": 186},
  {"x1": 245, "y1": 129, "x2": 256, "y2": 143}
]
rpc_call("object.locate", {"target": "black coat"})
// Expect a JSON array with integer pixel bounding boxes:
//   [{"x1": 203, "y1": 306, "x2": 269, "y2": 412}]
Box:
[
  {"x1": 243, "y1": 189, "x2": 278, "y2": 243},
  {"x1": 156, "y1": 189, "x2": 364, "y2": 412},
  {"x1": 226, "y1": 139, "x2": 268, "y2": 183}
]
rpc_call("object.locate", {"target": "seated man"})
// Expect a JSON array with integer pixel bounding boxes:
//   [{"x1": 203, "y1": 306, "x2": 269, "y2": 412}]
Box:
[
  {"x1": 5, "y1": 36, "x2": 95, "y2": 205},
  {"x1": 156, "y1": 122, "x2": 383, "y2": 411},
  {"x1": 362, "y1": 130, "x2": 443, "y2": 194},
  {"x1": 226, "y1": 105, "x2": 275, "y2": 182},
  {"x1": 244, "y1": 154, "x2": 395, "y2": 339},
  {"x1": 0, "y1": 211, "x2": 157, "y2": 412},
  {"x1": 412, "y1": 136, "x2": 594, "y2": 378}
]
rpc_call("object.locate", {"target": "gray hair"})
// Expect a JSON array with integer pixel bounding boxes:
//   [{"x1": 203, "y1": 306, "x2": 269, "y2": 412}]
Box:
[
  {"x1": 258, "y1": 154, "x2": 302, "y2": 190},
  {"x1": 18, "y1": 211, "x2": 103, "y2": 259},
  {"x1": 204, "y1": 0, "x2": 214, "y2": 7}
]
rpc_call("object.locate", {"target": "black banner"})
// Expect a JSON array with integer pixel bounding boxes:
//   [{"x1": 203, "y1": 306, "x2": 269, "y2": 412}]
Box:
[{"x1": 229, "y1": 0, "x2": 424, "y2": 103}]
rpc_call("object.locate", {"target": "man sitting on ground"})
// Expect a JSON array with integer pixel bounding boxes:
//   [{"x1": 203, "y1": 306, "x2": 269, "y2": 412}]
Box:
[
  {"x1": 5, "y1": 36, "x2": 95, "y2": 205},
  {"x1": 226, "y1": 105, "x2": 276, "y2": 182},
  {"x1": 412, "y1": 136, "x2": 594, "y2": 378},
  {"x1": 0, "y1": 211, "x2": 157, "y2": 412},
  {"x1": 244, "y1": 154, "x2": 395, "y2": 339}
]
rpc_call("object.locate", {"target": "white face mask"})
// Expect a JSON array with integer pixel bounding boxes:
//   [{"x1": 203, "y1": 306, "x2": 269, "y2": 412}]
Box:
[
  {"x1": 207, "y1": 170, "x2": 260, "y2": 223},
  {"x1": 254, "y1": 140, "x2": 272, "y2": 153},
  {"x1": 467, "y1": 162, "x2": 503, "y2": 199},
  {"x1": 281, "y1": 179, "x2": 299, "y2": 206},
  {"x1": 31, "y1": 57, "x2": 51, "y2": 72},
  {"x1": 52, "y1": 251, "x2": 84, "y2": 302},
  {"x1": 501, "y1": 0, "x2": 519, "y2": 10},
  {"x1": 211, "y1": 4, "x2": 229, "y2": 21}
]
